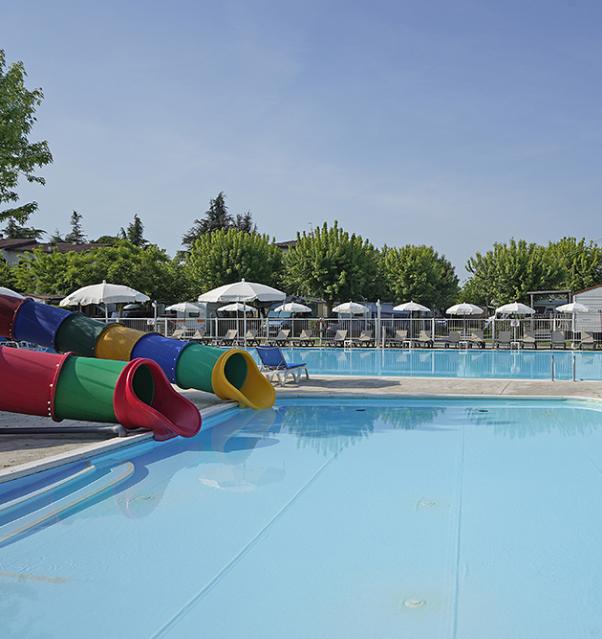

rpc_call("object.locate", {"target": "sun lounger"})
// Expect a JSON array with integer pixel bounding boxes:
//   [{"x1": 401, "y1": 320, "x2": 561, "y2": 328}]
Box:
[
  {"x1": 219, "y1": 329, "x2": 238, "y2": 346},
  {"x1": 386, "y1": 329, "x2": 407, "y2": 347},
  {"x1": 351, "y1": 330, "x2": 374, "y2": 347},
  {"x1": 268, "y1": 329, "x2": 291, "y2": 346},
  {"x1": 256, "y1": 346, "x2": 309, "y2": 385},
  {"x1": 191, "y1": 328, "x2": 208, "y2": 343},
  {"x1": 410, "y1": 330, "x2": 433, "y2": 348},
  {"x1": 171, "y1": 328, "x2": 187, "y2": 339},
  {"x1": 521, "y1": 330, "x2": 537, "y2": 350},
  {"x1": 468, "y1": 329, "x2": 485, "y2": 349},
  {"x1": 243, "y1": 329, "x2": 262, "y2": 346},
  {"x1": 579, "y1": 332, "x2": 596, "y2": 350},
  {"x1": 292, "y1": 329, "x2": 316, "y2": 347},
  {"x1": 550, "y1": 330, "x2": 566, "y2": 349},
  {"x1": 325, "y1": 329, "x2": 347, "y2": 347},
  {"x1": 437, "y1": 330, "x2": 462, "y2": 348},
  {"x1": 494, "y1": 330, "x2": 512, "y2": 349}
]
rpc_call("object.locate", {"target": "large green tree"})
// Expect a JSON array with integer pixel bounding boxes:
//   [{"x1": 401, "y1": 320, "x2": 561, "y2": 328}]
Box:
[
  {"x1": 184, "y1": 228, "x2": 282, "y2": 292},
  {"x1": 283, "y1": 222, "x2": 381, "y2": 309},
  {"x1": 462, "y1": 239, "x2": 561, "y2": 306},
  {"x1": 0, "y1": 50, "x2": 52, "y2": 223},
  {"x1": 13, "y1": 241, "x2": 189, "y2": 302},
  {"x1": 2, "y1": 218, "x2": 45, "y2": 239},
  {"x1": 381, "y1": 245, "x2": 459, "y2": 310},
  {"x1": 546, "y1": 237, "x2": 602, "y2": 292}
]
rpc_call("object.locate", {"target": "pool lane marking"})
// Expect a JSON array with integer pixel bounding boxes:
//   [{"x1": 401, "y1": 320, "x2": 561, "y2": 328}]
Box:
[
  {"x1": 0, "y1": 462, "x2": 134, "y2": 546},
  {"x1": 0, "y1": 464, "x2": 94, "y2": 514},
  {"x1": 149, "y1": 455, "x2": 338, "y2": 639},
  {"x1": 449, "y1": 422, "x2": 466, "y2": 639}
]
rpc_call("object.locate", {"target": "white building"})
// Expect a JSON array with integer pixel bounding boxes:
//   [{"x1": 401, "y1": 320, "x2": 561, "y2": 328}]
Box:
[{"x1": 573, "y1": 285, "x2": 602, "y2": 334}]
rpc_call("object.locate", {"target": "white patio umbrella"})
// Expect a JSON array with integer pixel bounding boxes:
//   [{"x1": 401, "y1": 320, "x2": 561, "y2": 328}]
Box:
[
  {"x1": 273, "y1": 302, "x2": 312, "y2": 314},
  {"x1": 332, "y1": 302, "x2": 369, "y2": 315},
  {"x1": 0, "y1": 286, "x2": 23, "y2": 299},
  {"x1": 198, "y1": 279, "x2": 285, "y2": 303},
  {"x1": 495, "y1": 302, "x2": 535, "y2": 341},
  {"x1": 494, "y1": 302, "x2": 535, "y2": 315},
  {"x1": 446, "y1": 303, "x2": 483, "y2": 316},
  {"x1": 60, "y1": 280, "x2": 150, "y2": 320},
  {"x1": 393, "y1": 301, "x2": 431, "y2": 340},
  {"x1": 446, "y1": 303, "x2": 483, "y2": 336},
  {"x1": 218, "y1": 302, "x2": 257, "y2": 314},
  {"x1": 556, "y1": 302, "x2": 589, "y2": 336},
  {"x1": 165, "y1": 301, "x2": 206, "y2": 314},
  {"x1": 556, "y1": 302, "x2": 589, "y2": 314}
]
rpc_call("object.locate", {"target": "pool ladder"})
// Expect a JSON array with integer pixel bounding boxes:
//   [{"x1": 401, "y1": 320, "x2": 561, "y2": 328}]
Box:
[
  {"x1": 0, "y1": 461, "x2": 134, "y2": 545},
  {"x1": 550, "y1": 353, "x2": 578, "y2": 382}
]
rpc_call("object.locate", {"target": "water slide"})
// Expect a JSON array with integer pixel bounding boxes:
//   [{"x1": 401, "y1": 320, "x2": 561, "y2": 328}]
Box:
[
  {"x1": 0, "y1": 346, "x2": 201, "y2": 440},
  {"x1": 0, "y1": 293, "x2": 275, "y2": 410}
]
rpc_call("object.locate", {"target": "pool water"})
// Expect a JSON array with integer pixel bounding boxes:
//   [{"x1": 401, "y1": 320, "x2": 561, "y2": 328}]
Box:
[
  {"x1": 269, "y1": 347, "x2": 602, "y2": 380},
  {"x1": 2, "y1": 397, "x2": 602, "y2": 638}
]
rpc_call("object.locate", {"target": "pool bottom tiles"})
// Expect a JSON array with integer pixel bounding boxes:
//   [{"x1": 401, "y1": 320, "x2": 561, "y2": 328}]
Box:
[{"x1": 1, "y1": 396, "x2": 602, "y2": 639}]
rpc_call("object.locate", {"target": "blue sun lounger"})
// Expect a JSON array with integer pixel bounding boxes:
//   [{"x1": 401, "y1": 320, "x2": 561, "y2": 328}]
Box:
[{"x1": 256, "y1": 346, "x2": 309, "y2": 385}]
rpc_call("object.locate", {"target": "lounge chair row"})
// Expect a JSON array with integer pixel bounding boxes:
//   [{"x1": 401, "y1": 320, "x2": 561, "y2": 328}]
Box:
[{"x1": 169, "y1": 327, "x2": 598, "y2": 350}]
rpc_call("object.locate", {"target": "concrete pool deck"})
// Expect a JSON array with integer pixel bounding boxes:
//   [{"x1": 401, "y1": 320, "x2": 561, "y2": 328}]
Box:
[{"x1": 1, "y1": 375, "x2": 601, "y2": 473}]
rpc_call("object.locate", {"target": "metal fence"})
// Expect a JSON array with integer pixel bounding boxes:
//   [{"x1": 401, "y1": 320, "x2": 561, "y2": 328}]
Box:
[{"x1": 103, "y1": 316, "x2": 599, "y2": 348}]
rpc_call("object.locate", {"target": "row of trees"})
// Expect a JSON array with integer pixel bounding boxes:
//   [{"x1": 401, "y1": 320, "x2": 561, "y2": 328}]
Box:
[{"x1": 2, "y1": 220, "x2": 602, "y2": 309}]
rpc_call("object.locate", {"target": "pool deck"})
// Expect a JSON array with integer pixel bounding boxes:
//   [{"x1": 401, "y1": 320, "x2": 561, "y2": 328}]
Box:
[{"x1": 1, "y1": 376, "x2": 601, "y2": 475}]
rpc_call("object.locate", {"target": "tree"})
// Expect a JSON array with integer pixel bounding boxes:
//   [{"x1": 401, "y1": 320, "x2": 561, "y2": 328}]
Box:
[
  {"x1": 64, "y1": 211, "x2": 86, "y2": 243},
  {"x1": 13, "y1": 240, "x2": 190, "y2": 302},
  {"x1": 182, "y1": 192, "x2": 257, "y2": 248},
  {"x1": 49, "y1": 228, "x2": 64, "y2": 244},
  {"x1": 93, "y1": 234, "x2": 120, "y2": 246},
  {"x1": 2, "y1": 218, "x2": 45, "y2": 239},
  {"x1": 546, "y1": 237, "x2": 602, "y2": 292},
  {"x1": 184, "y1": 228, "x2": 283, "y2": 291},
  {"x1": 125, "y1": 213, "x2": 146, "y2": 246},
  {"x1": 0, "y1": 255, "x2": 14, "y2": 288},
  {"x1": 0, "y1": 50, "x2": 53, "y2": 224},
  {"x1": 463, "y1": 239, "x2": 561, "y2": 306},
  {"x1": 233, "y1": 212, "x2": 256, "y2": 233},
  {"x1": 283, "y1": 221, "x2": 381, "y2": 310},
  {"x1": 381, "y1": 245, "x2": 459, "y2": 310}
]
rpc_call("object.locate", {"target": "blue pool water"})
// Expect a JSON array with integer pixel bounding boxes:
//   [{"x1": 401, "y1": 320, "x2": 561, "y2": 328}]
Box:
[
  {"x1": 2, "y1": 397, "x2": 602, "y2": 638},
  {"x1": 266, "y1": 347, "x2": 602, "y2": 380}
]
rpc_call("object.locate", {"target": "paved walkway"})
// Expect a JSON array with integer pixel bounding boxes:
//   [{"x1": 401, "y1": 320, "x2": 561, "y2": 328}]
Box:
[{"x1": 1, "y1": 377, "x2": 601, "y2": 472}]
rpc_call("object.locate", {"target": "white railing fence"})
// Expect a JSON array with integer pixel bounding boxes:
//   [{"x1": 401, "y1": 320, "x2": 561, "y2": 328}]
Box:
[{"x1": 104, "y1": 316, "x2": 598, "y2": 347}]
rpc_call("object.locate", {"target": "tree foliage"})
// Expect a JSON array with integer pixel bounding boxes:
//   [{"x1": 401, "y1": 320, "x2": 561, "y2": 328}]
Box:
[
  {"x1": 462, "y1": 239, "x2": 562, "y2": 306},
  {"x1": 283, "y1": 222, "x2": 381, "y2": 308},
  {"x1": 124, "y1": 213, "x2": 146, "y2": 246},
  {"x1": 184, "y1": 228, "x2": 282, "y2": 292},
  {"x1": 182, "y1": 192, "x2": 257, "y2": 248},
  {"x1": 0, "y1": 255, "x2": 14, "y2": 288},
  {"x1": 0, "y1": 49, "x2": 52, "y2": 223},
  {"x1": 13, "y1": 241, "x2": 189, "y2": 302},
  {"x1": 546, "y1": 237, "x2": 602, "y2": 292},
  {"x1": 381, "y1": 245, "x2": 459, "y2": 310},
  {"x1": 2, "y1": 218, "x2": 45, "y2": 239},
  {"x1": 64, "y1": 210, "x2": 86, "y2": 243}
]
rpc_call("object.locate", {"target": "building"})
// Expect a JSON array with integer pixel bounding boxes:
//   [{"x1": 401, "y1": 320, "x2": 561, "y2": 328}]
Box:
[
  {"x1": 0, "y1": 238, "x2": 103, "y2": 266},
  {"x1": 573, "y1": 285, "x2": 602, "y2": 334}
]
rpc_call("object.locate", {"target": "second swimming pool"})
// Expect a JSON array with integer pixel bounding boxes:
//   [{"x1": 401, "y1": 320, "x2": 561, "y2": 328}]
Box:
[
  {"x1": 2, "y1": 396, "x2": 602, "y2": 638},
  {"x1": 268, "y1": 347, "x2": 602, "y2": 380}
]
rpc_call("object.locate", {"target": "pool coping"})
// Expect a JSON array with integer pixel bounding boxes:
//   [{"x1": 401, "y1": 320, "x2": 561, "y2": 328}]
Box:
[{"x1": 0, "y1": 402, "x2": 237, "y2": 486}]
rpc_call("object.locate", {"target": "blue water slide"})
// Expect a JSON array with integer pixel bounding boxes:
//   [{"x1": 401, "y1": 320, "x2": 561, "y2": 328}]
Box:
[
  {"x1": 12, "y1": 299, "x2": 72, "y2": 348},
  {"x1": 130, "y1": 333, "x2": 190, "y2": 383}
]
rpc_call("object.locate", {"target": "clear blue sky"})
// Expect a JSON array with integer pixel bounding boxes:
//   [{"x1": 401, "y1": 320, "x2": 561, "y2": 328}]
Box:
[{"x1": 3, "y1": 0, "x2": 602, "y2": 277}]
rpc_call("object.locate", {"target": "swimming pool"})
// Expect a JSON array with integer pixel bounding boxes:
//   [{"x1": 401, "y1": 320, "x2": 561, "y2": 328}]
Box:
[
  {"x1": 2, "y1": 396, "x2": 602, "y2": 638},
  {"x1": 267, "y1": 347, "x2": 602, "y2": 380}
]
